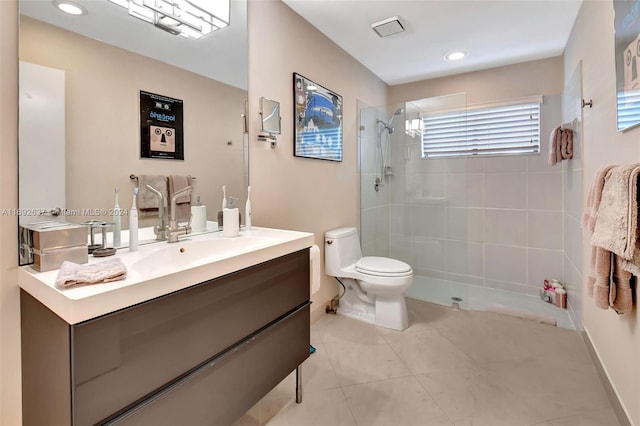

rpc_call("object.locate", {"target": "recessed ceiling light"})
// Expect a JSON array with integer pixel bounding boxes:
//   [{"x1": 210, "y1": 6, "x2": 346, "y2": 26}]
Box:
[
  {"x1": 445, "y1": 51, "x2": 467, "y2": 61},
  {"x1": 52, "y1": 0, "x2": 87, "y2": 16}
]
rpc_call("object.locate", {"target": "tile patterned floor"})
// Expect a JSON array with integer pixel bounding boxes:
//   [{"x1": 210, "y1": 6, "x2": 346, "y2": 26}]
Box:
[{"x1": 234, "y1": 298, "x2": 620, "y2": 426}]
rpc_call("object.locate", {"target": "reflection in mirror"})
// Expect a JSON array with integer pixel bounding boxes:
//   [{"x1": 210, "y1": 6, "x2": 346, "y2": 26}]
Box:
[
  {"x1": 260, "y1": 97, "x2": 281, "y2": 135},
  {"x1": 18, "y1": 0, "x2": 248, "y2": 263}
]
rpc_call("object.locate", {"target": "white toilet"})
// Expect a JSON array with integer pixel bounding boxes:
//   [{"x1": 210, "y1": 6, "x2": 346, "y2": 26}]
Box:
[{"x1": 324, "y1": 227, "x2": 413, "y2": 331}]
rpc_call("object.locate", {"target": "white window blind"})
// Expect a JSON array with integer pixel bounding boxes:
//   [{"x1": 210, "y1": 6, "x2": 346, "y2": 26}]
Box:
[
  {"x1": 421, "y1": 100, "x2": 541, "y2": 159},
  {"x1": 617, "y1": 89, "x2": 640, "y2": 132}
]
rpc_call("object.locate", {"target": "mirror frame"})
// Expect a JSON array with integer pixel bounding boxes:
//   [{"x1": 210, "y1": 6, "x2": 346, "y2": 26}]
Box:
[{"x1": 260, "y1": 97, "x2": 281, "y2": 135}]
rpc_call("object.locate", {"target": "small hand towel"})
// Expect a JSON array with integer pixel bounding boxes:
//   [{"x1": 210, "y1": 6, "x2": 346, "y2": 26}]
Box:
[
  {"x1": 611, "y1": 256, "x2": 633, "y2": 314},
  {"x1": 582, "y1": 165, "x2": 617, "y2": 232},
  {"x1": 548, "y1": 126, "x2": 561, "y2": 166},
  {"x1": 168, "y1": 175, "x2": 192, "y2": 223},
  {"x1": 560, "y1": 129, "x2": 573, "y2": 159},
  {"x1": 592, "y1": 246, "x2": 612, "y2": 310},
  {"x1": 55, "y1": 258, "x2": 127, "y2": 289},
  {"x1": 138, "y1": 175, "x2": 168, "y2": 217},
  {"x1": 591, "y1": 164, "x2": 640, "y2": 260}
]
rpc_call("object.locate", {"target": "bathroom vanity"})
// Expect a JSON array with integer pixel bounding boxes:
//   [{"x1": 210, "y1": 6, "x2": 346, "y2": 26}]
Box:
[{"x1": 19, "y1": 227, "x2": 314, "y2": 426}]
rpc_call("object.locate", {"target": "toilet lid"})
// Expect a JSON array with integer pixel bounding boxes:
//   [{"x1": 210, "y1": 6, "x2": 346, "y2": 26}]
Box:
[{"x1": 356, "y1": 256, "x2": 412, "y2": 277}]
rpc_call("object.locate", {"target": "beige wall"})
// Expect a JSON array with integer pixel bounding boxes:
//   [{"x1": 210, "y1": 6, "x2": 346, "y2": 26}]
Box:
[
  {"x1": 389, "y1": 56, "x2": 564, "y2": 106},
  {"x1": 0, "y1": 1, "x2": 21, "y2": 425},
  {"x1": 247, "y1": 0, "x2": 387, "y2": 318},
  {"x1": 20, "y1": 17, "x2": 247, "y2": 229},
  {"x1": 564, "y1": 1, "x2": 640, "y2": 424}
]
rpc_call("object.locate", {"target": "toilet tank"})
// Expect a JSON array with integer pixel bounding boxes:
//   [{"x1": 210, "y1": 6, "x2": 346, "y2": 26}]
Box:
[{"x1": 324, "y1": 227, "x2": 363, "y2": 277}]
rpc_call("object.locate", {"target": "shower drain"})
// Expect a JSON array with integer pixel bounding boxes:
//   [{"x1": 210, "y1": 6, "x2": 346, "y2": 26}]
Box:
[{"x1": 451, "y1": 297, "x2": 463, "y2": 310}]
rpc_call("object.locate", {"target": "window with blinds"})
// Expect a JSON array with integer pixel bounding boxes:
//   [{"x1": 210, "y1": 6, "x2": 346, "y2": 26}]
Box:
[
  {"x1": 421, "y1": 101, "x2": 541, "y2": 159},
  {"x1": 617, "y1": 90, "x2": 640, "y2": 132}
]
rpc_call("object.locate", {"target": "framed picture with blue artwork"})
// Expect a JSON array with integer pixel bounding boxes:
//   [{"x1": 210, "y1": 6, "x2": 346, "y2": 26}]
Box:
[
  {"x1": 613, "y1": 0, "x2": 640, "y2": 132},
  {"x1": 293, "y1": 73, "x2": 343, "y2": 161}
]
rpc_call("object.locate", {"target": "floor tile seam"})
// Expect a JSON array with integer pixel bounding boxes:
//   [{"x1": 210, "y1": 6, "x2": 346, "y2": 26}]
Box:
[
  {"x1": 380, "y1": 331, "x2": 420, "y2": 376},
  {"x1": 522, "y1": 408, "x2": 618, "y2": 426},
  {"x1": 338, "y1": 371, "x2": 416, "y2": 390},
  {"x1": 335, "y1": 385, "x2": 362, "y2": 426},
  {"x1": 410, "y1": 372, "x2": 459, "y2": 426},
  {"x1": 426, "y1": 328, "x2": 491, "y2": 369}
]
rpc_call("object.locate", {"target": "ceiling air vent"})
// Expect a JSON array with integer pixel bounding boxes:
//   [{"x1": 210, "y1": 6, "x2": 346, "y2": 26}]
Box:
[{"x1": 371, "y1": 16, "x2": 405, "y2": 38}]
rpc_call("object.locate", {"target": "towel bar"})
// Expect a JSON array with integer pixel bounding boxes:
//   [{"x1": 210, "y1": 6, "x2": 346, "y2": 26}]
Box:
[{"x1": 130, "y1": 174, "x2": 196, "y2": 181}]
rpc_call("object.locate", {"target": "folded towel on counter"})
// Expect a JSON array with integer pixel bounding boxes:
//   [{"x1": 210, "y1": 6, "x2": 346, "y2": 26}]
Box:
[
  {"x1": 138, "y1": 175, "x2": 168, "y2": 217},
  {"x1": 55, "y1": 258, "x2": 127, "y2": 289},
  {"x1": 168, "y1": 175, "x2": 192, "y2": 224}
]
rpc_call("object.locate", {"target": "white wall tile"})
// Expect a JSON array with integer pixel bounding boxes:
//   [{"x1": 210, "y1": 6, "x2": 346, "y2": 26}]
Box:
[
  {"x1": 446, "y1": 207, "x2": 484, "y2": 242},
  {"x1": 484, "y1": 279, "x2": 530, "y2": 295},
  {"x1": 484, "y1": 209, "x2": 527, "y2": 246},
  {"x1": 484, "y1": 173, "x2": 527, "y2": 209},
  {"x1": 411, "y1": 205, "x2": 446, "y2": 238},
  {"x1": 527, "y1": 248, "x2": 564, "y2": 287},
  {"x1": 528, "y1": 172, "x2": 563, "y2": 211},
  {"x1": 485, "y1": 244, "x2": 527, "y2": 284},
  {"x1": 528, "y1": 210, "x2": 563, "y2": 249},
  {"x1": 413, "y1": 237, "x2": 446, "y2": 272},
  {"x1": 484, "y1": 156, "x2": 528, "y2": 173},
  {"x1": 445, "y1": 173, "x2": 484, "y2": 207},
  {"x1": 445, "y1": 241, "x2": 484, "y2": 277}
]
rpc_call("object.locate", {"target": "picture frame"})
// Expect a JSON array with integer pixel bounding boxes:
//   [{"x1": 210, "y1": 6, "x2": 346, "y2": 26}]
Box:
[
  {"x1": 293, "y1": 73, "x2": 343, "y2": 161},
  {"x1": 613, "y1": 0, "x2": 640, "y2": 132},
  {"x1": 140, "y1": 90, "x2": 184, "y2": 160}
]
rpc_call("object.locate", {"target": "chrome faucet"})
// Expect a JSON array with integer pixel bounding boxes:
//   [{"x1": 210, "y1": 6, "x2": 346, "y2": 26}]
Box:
[
  {"x1": 145, "y1": 184, "x2": 167, "y2": 241},
  {"x1": 166, "y1": 185, "x2": 193, "y2": 243}
]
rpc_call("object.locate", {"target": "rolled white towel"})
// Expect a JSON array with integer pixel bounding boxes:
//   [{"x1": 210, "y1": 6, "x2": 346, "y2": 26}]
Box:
[{"x1": 55, "y1": 258, "x2": 127, "y2": 288}]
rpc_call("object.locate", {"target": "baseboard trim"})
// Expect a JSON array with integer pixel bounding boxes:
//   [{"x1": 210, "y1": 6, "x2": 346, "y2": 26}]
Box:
[{"x1": 581, "y1": 329, "x2": 633, "y2": 426}]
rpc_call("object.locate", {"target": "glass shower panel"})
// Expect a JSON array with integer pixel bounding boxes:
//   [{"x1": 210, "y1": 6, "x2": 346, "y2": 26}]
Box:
[{"x1": 360, "y1": 94, "x2": 475, "y2": 310}]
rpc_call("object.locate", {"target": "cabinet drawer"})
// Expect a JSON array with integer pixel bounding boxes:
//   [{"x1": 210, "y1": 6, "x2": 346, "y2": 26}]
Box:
[
  {"x1": 108, "y1": 304, "x2": 310, "y2": 426},
  {"x1": 73, "y1": 249, "x2": 309, "y2": 426}
]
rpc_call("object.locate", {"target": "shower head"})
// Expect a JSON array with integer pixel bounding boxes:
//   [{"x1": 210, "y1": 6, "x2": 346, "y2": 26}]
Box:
[{"x1": 388, "y1": 108, "x2": 404, "y2": 126}]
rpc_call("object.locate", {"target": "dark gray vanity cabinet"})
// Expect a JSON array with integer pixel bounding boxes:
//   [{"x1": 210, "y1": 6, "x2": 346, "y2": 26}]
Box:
[{"x1": 21, "y1": 249, "x2": 311, "y2": 426}]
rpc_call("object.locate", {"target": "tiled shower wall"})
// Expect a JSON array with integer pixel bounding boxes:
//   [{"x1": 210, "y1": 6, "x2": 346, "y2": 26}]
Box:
[
  {"x1": 561, "y1": 64, "x2": 584, "y2": 329},
  {"x1": 381, "y1": 95, "x2": 566, "y2": 298}
]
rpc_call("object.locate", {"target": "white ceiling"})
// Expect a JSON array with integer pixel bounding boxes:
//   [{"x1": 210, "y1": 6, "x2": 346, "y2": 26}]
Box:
[
  {"x1": 20, "y1": 1, "x2": 583, "y2": 89},
  {"x1": 19, "y1": 0, "x2": 248, "y2": 89},
  {"x1": 282, "y1": 0, "x2": 584, "y2": 86}
]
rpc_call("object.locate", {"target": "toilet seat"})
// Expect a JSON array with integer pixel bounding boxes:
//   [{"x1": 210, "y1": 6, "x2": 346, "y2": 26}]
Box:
[{"x1": 356, "y1": 256, "x2": 412, "y2": 277}]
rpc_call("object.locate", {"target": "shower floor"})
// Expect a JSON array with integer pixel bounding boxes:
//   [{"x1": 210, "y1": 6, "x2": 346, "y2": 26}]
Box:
[{"x1": 406, "y1": 275, "x2": 575, "y2": 330}]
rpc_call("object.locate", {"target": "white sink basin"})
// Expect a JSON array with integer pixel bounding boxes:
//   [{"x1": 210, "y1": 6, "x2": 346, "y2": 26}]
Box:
[
  {"x1": 130, "y1": 233, "x2": 279, "y2": 276},
  {"x1": 19, "y1": 226, "x2": 314, "y2": 324}
]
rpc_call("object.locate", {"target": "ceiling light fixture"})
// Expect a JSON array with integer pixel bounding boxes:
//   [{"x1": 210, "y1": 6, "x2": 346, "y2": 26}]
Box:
[
  {"x1": 371, "y1": 16, "x2": 405, "y2": 38},
  {"x1": 107, "y1": 0, "x2": 230, "y2": 39},
  {"x1": 445, "y1": 51, "x2": 467, "y2": 61},
  {"x1": 52, "y1": 0, "x2": 87, "y2": 16}
]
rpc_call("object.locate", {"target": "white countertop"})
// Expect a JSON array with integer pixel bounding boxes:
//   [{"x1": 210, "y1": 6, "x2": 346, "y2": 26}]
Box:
[{"x1": 19, "y1": 227, "x2": 314, "y2": 324}]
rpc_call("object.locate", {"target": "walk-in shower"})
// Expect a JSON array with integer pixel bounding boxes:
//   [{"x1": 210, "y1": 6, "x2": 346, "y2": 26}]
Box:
[
  {"x1": 359, "y1": 94, "x2": 574, "y2": 329},
  {"x1": 374, "y1": 107, "x2": 404, "y2": 192}
]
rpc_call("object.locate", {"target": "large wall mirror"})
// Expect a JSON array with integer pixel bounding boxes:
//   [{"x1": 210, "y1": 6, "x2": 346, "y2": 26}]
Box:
[{"x1": 18, "y1": 0, "x2": 248, "y2": 263}]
